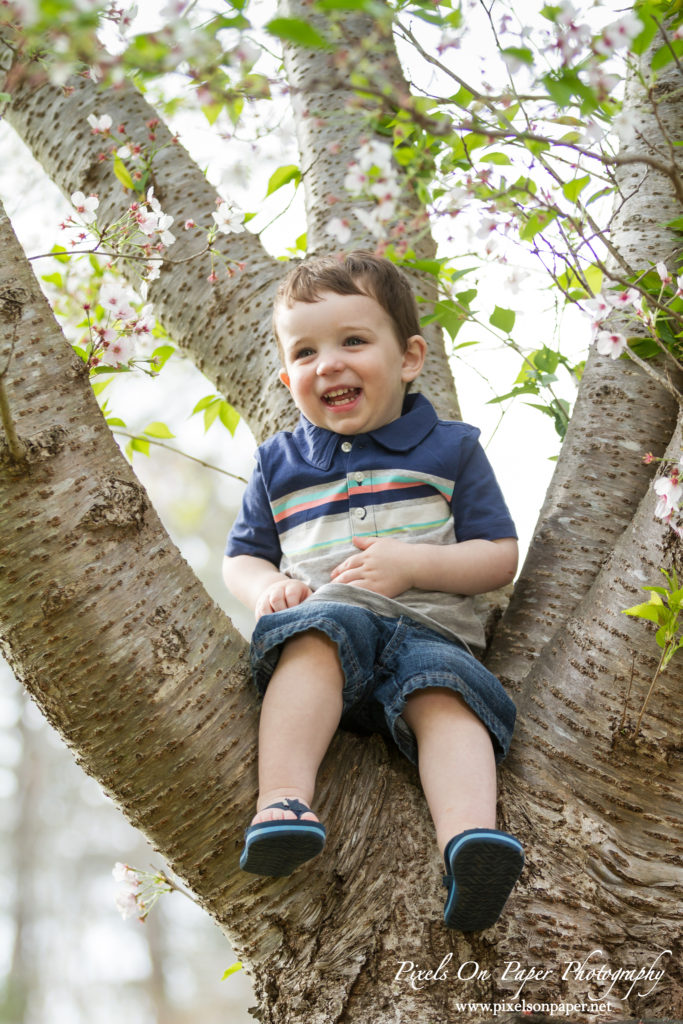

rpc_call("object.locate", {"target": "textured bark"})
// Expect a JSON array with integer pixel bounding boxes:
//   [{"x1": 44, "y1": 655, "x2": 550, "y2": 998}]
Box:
[
  {"x1": 487, "y1": 49, "x2": 683, "y2": 689},
  {"x1": 1, "y1": 5, "x2": 682, "y2": 1023}
]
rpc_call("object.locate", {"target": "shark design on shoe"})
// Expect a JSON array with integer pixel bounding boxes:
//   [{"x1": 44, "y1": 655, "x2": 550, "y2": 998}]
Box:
[
  {"x1": 239, "y1": 798, "x2": 326, "y2": 877},
  {"x1": 442, "y1": 828, "x2": 524, "y2": 932}
]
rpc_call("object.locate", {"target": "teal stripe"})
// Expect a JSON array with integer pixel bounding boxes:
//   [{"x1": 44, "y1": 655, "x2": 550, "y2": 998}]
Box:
[
  {"x1": 272, "y1": 479, "x2": 347, "y2": 517},
  {"x1": 282, "y1": 517, "x2": 451, "y2": 558}
]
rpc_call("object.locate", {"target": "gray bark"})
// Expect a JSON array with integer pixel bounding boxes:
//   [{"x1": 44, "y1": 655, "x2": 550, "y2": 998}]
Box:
[{"x1": 0, "y1": 4, "x2": 681, "y2": 1023}]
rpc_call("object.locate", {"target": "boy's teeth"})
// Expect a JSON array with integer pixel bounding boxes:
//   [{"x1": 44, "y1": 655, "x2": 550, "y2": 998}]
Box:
[{"x1": 324, "y1": 387, "x2": 359, "y2": 405}]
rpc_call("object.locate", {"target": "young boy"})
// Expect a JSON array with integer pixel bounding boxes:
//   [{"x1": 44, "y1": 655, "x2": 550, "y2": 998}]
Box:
[{"x1": 223, "y1": 251, "x2": 524, "y2": 932}]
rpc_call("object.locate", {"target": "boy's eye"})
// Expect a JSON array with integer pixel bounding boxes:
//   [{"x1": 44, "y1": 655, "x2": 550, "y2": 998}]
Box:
[
  {"x1": 294, "y1": 347, "x2": 314, "y2": 360},
  {"x1": 344, "y1": 336, "x2": 366, "y2": 346}
]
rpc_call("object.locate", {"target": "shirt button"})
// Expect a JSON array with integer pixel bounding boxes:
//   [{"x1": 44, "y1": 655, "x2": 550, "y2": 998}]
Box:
[
  {"x1": 354, "y1": 472, "x2": 365, "y2": 483},
  {"x1": 354, "y1": 507, "x2": 367, "y2": 520},
  {"x1": 341, "y1": 441, "x2": 352, "y2": 453}
]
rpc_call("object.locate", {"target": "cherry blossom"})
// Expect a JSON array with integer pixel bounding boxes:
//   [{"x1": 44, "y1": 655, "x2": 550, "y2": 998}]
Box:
[
  {"x1": 100, "y1": 281, "x2": 136, "y2": 321},
  {"x1": 87, "y1": 112, "x2": 113, "y2": 133},
  {"x1": 104, "y1": 333, "x2": 136, "y2": 367},
  {"x1": 609, "y1": 287, "x2": 639, "y2": 309},
  {"x1": 355, "y1": 139, "x2": 393, "y2": 172},
  {"x1": 344, "y1": 163, "x2": 369, "y2": 194},
  {"x1": 326, "y1": 216, "x2": 352, "y2": 244},
  {"x1": 212, "y1": 202, "x2": 246, "y2": 234},
  {"x1": 654, "y1": 475, "x2": 682, "y2": 520},
  {"x1": 70, "y1": 190, "x2": 99, "y2": 225},
  {"x1": 594, "y1": 14, "x2": 643, "y2": 57},
  {"x1": 656, "y1": 262, "x2": 673, "y2": 286},
  {"x1": 596, "y1": 330, "x2": 627, "y2": 359},
  {"x1": 585, "y1": 294, "x2": 610, "y2": 321}
]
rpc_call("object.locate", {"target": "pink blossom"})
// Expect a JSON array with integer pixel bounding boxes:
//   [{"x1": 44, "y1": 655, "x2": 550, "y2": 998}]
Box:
[
  {"x1": 212, "y1": 203, "x2": 245, "y2": 234},
  {"x1": 326, "y1": 216, "x2": 352, "y2": 244},
  {"x1": 596, "y1": 330, "x2": 627, "y2": 359},
  {"x1": 656, "y1": 261, "x2": 672, "y2": 286},
  {"x1": 344, "y1": 162, "x2": 369, "y2": 195},
  {"x1": 104, "y1": 334, "x2": 135, "y2": 367},
  {"x1": 100, "y1": 281, "x2": 136, "y2": 321},
  {"x1": 609, "y1": 287, "x2": 639, "y2": 309},
  {"x1": 654, "y1": 476, "x2": 682, "y2": 519},
  {"x1": 115, "y1": 888, "x2": 140, "y2": 920},
  {"x1": 584, "y1": 293, "x2": 611, "y2": 322},
  {"x1": 70, "y1": 190, "x2": 99, "y2": 225},
  {"x1": 356, "y1": 139, "x2": 393, "y2": 172},
  {"x1": 87, "y1": 112, "x2": 113, "y2": 133}
]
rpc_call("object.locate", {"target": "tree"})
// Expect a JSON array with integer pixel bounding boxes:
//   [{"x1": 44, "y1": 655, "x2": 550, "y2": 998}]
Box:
[{"x1": 0, "y1": 1, "x2": 681, "y2": 1021}]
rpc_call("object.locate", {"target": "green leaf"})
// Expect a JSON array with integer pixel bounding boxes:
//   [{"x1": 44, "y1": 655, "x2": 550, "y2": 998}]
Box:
[
  {"x1": 50, "y1": 245, "x2": 70, "y2": 264},
  {"x1": 192, "y1": 394, "x2": 220, "y2": 415},
  {"x1": 480, "y1": 152, "x2": 512, "y2": 166},
  {"x1": 489, "y1": 306, "x2": 516, "y2": 334},
  {"x1": 501, "y1": 46, "x2": 534, "y2": 66},
  {"x1": 201, "y1": 103, "x2": 223, "y2": 126},
  {"x1": 219, "y1": 401, "x2": 240, "y2": 435},
  {"x1": 222, "y1": 962, "x2": 244, "y2": 981},
  {"x1": 562, "y1": 175, "x2": 591, "y2": 202},
  {"x1": 519, "y1": 209, "x2": 557, "y2": 241},
  {"x1": 265, "y1": 17, "x2": 330, "y2": 48},
  {"x1": 113, "y1": 156, "x2": 135, "y2": 190},
  {"x1": 622, "y1": 594, "x2": 668, "y2": 626},
  {"x1": 631, "y1": 10, "x2": 660, "y2": 55},
  {"x1": 126, "y1": 437, "x2": 151, "y2": 459},
  {"x1": 151, "y1": 344, "x2": 175, "y2": 371},
  {"x1": 144, "y1": 421, "x2": 175, "y2": 439},
  {"x1": 651, "y1": 36, "x2": 683, "y2": 69},
  {"x1": 266, "y1": 164, "x2": 301, "y2": 196},
  {"x1": 105, "y1": 416, "x2": 127, "y2": 428},
  {"x1": 41, "y1": 272, "x2": 64, "y2": 287},
  {"x1": 315, "y1": 0, "x2": 372, "y2": 8}
]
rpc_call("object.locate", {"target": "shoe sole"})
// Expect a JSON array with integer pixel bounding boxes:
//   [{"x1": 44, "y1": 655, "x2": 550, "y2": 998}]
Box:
[
  {"x1": 240, "y1": 823, "x2": 326, "y2": 877},
  {"x1": 444, "y1": 833, "x2": 524, "y2": 932}
]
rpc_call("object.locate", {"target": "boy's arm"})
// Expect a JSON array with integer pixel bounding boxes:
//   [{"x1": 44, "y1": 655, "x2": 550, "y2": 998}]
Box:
[
  {"x1": 330, "y1": 535, "x2": 518, "y2": 598},
  {"x1": 223, "y1": 554, "x2": 312, "y2": 619}
]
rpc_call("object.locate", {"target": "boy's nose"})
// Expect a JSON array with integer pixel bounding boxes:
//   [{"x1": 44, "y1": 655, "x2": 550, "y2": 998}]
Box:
[{"x1": 316, "y1": 354, "x2": 345, "y2": 375}]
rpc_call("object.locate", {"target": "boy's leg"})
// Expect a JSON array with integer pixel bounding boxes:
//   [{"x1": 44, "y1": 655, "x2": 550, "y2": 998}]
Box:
[
  {"x1": 401, "y1": 687, "x2": 497, "y2": 854},
  {"x1": 402, "y1": 686, "x2": 523, "y2": 931},
  {"x1": 251, "y1": 629, "x2": 345, "y2": 825}
]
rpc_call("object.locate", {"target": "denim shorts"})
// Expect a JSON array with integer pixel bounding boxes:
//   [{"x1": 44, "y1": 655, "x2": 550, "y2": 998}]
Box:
[{"x1": 250, "y1": 601, "x2": 516, "y2": 765}]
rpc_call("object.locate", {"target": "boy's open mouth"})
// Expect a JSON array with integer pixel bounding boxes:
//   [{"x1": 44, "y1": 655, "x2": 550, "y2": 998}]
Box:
[{"x1": 322, "y1": 387, "x2": 362, "y2": 407}]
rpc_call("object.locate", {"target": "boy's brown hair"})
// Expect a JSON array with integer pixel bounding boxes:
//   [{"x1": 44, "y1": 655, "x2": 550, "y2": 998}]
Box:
[{"x1": 272, "y1": 251, "x2": 421, "y2": 354}]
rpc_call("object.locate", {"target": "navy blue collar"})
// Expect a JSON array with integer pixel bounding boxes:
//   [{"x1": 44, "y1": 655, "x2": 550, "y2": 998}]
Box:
[{"x1": 292, "y1": 393, "x2": 439, "y2": 470}]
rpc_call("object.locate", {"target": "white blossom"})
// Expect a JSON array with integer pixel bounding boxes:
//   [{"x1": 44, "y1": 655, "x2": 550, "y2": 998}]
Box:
[
  {"x1": 326, "y1": 217, "x2": 352, "y2": 244},
  {"x1": 87, "y1": 113, "x2": 113, "y2": 133},
  {"x1": 596, "y1": 330, "x2": 627, "y2": 359},
  {"x1": 212, "y1": 203, "x2": 246, "y2": 234},
  {"x1": 70, "y1": 191, "x2": 99, "y2": 225}
]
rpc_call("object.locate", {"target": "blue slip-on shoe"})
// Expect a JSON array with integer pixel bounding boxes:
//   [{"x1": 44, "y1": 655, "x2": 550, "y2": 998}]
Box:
[
  {"x1": 240, "y1": 798, "x2": 326, "y2": 877},
  {"x1": 442, "y1": 827, "x2": 524, "y2": 932}
]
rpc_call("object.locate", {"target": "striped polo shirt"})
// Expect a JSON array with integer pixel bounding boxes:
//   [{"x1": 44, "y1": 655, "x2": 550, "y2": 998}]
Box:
[{"x1": 226, "y1": 394, "x2": 516, "y2": 649}]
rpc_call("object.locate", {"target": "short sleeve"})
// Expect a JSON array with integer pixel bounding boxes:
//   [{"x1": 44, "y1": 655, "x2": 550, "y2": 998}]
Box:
[
  {"x1": 452, "y1": 432, "x2": 516, "y2": 542},
  {"x1": 225, "y1": 458, "x2": 282, "y2": 565}
]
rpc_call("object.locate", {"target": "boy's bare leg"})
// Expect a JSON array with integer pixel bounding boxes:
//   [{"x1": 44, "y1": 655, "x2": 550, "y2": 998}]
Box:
[
  {"x1": 401, "y1": 688, "x2": 497, "y2": 854},
  {"x1": 250, "y1": 630, "x2": 345, "y2": 825}
]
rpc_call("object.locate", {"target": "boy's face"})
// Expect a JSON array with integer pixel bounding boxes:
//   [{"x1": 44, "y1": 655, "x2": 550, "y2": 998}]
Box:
[{"x1": 276, "y1": 290, "x2": 426, "y2": 435}]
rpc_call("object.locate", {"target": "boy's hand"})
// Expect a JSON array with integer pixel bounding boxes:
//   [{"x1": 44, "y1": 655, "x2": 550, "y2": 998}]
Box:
[
  {"x1": 330, "y1": 536, "x2": 415, "y2": 598},
  {"x1": 255, "y1": 578, "x2": 312, "y2": 619}
]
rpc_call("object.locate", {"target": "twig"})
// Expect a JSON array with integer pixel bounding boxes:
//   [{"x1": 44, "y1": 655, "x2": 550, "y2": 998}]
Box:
[{"x1": 112, "y1": 429, "x2": 248, "y2": 483}]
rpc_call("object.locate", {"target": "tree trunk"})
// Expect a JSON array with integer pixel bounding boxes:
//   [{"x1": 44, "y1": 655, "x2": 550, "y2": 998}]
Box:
[{"x1": 1, "y1": 3, "x2": 682, "y2": 1022}]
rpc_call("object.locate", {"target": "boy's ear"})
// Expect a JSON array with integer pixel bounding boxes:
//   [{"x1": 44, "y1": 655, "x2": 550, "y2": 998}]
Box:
[
  {"x1": 401, "y1": 335, "x2": 427, "y2": 382},
  {"x1": 278, "y1": 368, "x2": 291, "y2": 389}
]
